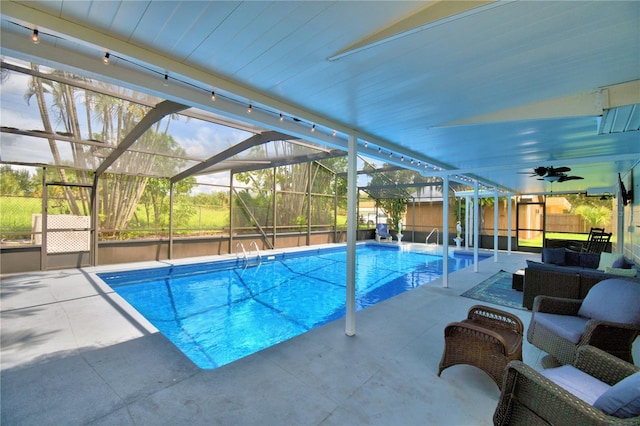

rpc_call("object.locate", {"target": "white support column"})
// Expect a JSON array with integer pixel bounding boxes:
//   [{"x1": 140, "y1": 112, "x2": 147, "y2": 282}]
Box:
[
  {"x1": 442, "y1": 175, "x2": 450, "y2": 287},
  {"x1": 473, "y1": 180, "x2": 479, "y2": 272},
  {"x1": 465, "y1": 196, "x2": 471, "y2": 249},
  {"x1": 169, "y1": 182, "x2": 174, "y2": 259},
  {"x1": 617, "y1": 190, "x2": 625, "y2": 254},
  {"x1": 507, "y1": 193, "x2": 513, "y2": 255},
  {"x1": 345, "y1": 134, "x2": 357, "y2": 337},
  {"x1": 494, "y1": 189, "x2": 499, "y2": 262}
]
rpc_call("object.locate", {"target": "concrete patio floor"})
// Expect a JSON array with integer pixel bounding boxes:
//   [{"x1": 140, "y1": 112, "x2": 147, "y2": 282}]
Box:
[{"x1": 2, "y1": 248, "x2": 638, "y2": 425}]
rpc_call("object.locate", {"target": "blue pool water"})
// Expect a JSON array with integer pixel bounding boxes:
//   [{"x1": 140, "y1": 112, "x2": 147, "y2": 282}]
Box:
[{"x1": 99, "y1": 244, "x2": 488, "y2": 369}]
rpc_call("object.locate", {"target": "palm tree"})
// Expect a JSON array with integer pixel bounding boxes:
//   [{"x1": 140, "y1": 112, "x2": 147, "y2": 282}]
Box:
[{"x1": 24, "y1": 65, "x2": 187, "y2": 235}]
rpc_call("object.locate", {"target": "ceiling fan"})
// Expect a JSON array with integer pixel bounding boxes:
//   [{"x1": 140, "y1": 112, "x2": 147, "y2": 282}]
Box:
[{"x1": 521, "y1": 166, "x2": 584, "y2": 183}]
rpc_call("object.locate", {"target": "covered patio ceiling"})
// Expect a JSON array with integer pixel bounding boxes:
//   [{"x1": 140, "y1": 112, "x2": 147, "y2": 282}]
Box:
[{"x1": 1, "y1": 1, "x2": 639, "y2": 196}]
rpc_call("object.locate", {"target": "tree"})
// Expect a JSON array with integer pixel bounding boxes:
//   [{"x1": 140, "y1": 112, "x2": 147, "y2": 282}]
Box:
[
  {"x1": 234, "y1": 142, "x2": 347, "y2": 231},
  {"x1": 574, "y1": 205, "x2": 611, "y2": 230},
  {"x1": 23, "y1": 65, "x2": 188, "y2": 235},
  {"x1": 368, "y1": 166, "x2": 430, "y2": 230},
  {"x1": 138, "y1": 177, "x2": 196, "y2": 229},
  {"x1": 0, "y1": 166, "x2": 35, "y2": 195}
]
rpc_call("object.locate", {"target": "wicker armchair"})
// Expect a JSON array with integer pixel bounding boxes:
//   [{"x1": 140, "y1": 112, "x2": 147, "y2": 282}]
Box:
[
  {"x1": 438, "y1": 305, "x2": 524, "y2": 389},
  {"x1": 527, "y1": 279, "x2": 640, "y2": 365},
  {"x1": 494, "y1": 345, "x2": 640, "y2": 425}
]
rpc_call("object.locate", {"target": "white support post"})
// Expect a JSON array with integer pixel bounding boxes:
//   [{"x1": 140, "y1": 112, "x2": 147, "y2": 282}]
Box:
[
  {"x1": 473, "y1": 180, "x2": 479, "y2": 272},
  {"x1": 617, "y1": 189, "x2": 625, "y2": 254},
  {"x1": 345, "y1": 134, "x2": 357, "y2": 337},
  {"x1": 494, "y1": 189, "x2": 499, "y2": 262},
  {"x1": 169, "y1": 182, "x2": 174, "y2": 259},
  {"x1": 442, "y1": 175, "x2": 449, "y2": 287},
  {"x1": 507, "y1": 193, "x2": 512, "y2": 255},
  {"x1": 465, "y1": 196, "x2": 470, "y2": 249}
]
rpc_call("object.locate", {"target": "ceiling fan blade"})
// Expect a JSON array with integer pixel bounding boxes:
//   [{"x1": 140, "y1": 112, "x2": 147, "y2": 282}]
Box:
[
  {"x1": 554, "y1": 166, "x2": 571, "y2": 173},
  {"x1": 558, "y1": 175, "x2": 583, "y2": 182},
  {"x1": 533, "y1": 166, "x2": 548, "y2": 176}
]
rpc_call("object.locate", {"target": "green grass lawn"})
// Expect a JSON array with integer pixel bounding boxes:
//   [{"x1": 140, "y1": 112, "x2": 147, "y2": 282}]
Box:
[{"x1": 519, "y1": 232, "x2": 617, "y2": 247}]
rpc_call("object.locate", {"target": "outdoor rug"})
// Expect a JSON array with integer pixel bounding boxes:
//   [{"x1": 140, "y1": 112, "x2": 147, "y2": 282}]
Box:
[{"x1": 460, "y1": 270, "x2": 525, "y2": 310}]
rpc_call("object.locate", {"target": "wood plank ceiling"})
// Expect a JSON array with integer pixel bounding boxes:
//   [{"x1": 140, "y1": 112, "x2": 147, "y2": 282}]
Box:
[{"x1": 1, "y1": 0, "x2": 639, "y2": 195}]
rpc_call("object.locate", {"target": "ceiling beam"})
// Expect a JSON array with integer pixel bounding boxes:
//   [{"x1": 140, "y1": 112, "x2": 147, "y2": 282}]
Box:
[
  {"x1": 171, "y1": 131, "x2": 294, "y2": 183},
  {"x1": 228, "y1": 148, "x2": 347, "y2": 175},
  {"x1": 328, "y1": 0, "x2": 505, "y2": 61},
  {"x1": 95, "y1": 100, "x2": 188, "y2": 177},
  {"x1": 440, "y1": 80, "x2": 640, "y2": 126}
]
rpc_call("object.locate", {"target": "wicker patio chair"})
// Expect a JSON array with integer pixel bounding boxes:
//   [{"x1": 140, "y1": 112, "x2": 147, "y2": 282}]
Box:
[
  {"x1": 527, "y1": 279, "x2": 640, "y2": 366},
  {"x1": 438, "y1": 305, "x2": 524, "y2": 390},
  {"x1": 494, "y1": 345, "x2": 640, "y2": 425}
]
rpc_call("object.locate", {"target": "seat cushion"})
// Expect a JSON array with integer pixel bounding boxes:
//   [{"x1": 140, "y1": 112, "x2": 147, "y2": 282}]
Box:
[
  {"x1": 542, "y1": 248, "x2": 566, "y2": 265},
  {"x1": 612, "y1": 257, "x2": 633, "y2": 269},
  {"x1": 534, "y1": 313, "x2": 589, "y2": 343},
  {"x1": 594, "y1": 372, "x2": 640, "y2": 419},
  {"x1": 565, "y1": 250, "x2": 581, "y2": 267},
  {"x1": 578, "y1": 279, "x2": 640, "y2": 325},
  {"x1": 597, "y1": 252, "x2": 624, "y2": 271},
  {"x1": 604, "y1": 266, "x2": 638, "y2": 278},
  {"x1": 579, "y1": 252, "x2": 601, "y2": 269},
  {"x1": 540, "y1": 365, "x2": 611, "y2": 405}
]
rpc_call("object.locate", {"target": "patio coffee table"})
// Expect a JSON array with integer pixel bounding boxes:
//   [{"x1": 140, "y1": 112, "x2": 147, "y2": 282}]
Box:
[{"x1": 512, "y1": 269, "x2": 525, "y2": 291}]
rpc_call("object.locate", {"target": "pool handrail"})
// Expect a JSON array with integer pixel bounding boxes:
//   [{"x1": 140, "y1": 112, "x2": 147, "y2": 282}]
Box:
[
  {"x1": 235, "y1": 242, "x2": 248, "y2": 265},
  {"x1": 426, "y1": 228, "x2": 439, "y2": 245},
  {"x1": 248, "y1": 241, "x2": 262, "y2": 266}
]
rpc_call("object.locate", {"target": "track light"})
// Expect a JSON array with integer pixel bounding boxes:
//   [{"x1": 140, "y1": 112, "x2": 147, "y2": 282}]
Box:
[
  {"x1": 211, "y1": 91, "x2": 216, "y2": 101},
  {"x1": 364, "y1": 141, "x2": 368, "y2": 148},
  {"x1": 410, "y1": 159, "x2": 414, "y2": 165},
  {"x1": 389, "y1": 152, "x2": 393, "y2": 158},
  {"x1": 247, "y1": 104, "x2": 252, "y2": 113},
  {"x1": 378, "y1": 147, "x2": 382, "y2": 153},
  {"x1": 332, "y1": 129, "x2": 337, "y2": 136},
  {"x1": 311, "y1": 124, "x2": 315, "y2": 132},
  {"x1": 279, "y1": 113, "x2": 283, "y2": 121},
  {"x1": 400, "y1": 156, "x2": 404, "y2": 162},
  {"x1": 103, "y1": 52, "x2": 110, "y2": 65},
  {"x1": 163, "y1": 74, "x2": 169, "y2": 86},
  {"x1": 31, "y1": 29, "x2": 39, "y2": 44}
]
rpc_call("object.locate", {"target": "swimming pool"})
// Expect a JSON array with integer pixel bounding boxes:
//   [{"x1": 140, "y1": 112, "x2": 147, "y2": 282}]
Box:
[{"x1": 99, "y1": 243, "x2": 488, "y2": 369}]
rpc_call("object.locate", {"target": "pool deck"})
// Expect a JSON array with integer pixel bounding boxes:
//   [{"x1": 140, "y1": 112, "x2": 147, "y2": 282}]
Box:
[{"x1": 2, "y1": 246, "x2": 638, "y2": 425}]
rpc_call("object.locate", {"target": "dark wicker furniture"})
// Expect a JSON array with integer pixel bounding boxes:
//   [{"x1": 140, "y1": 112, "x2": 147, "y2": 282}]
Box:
[
  {"x1": 493, "y1": 345, "x2": 640, "y2": 425},
  {"x1": 438, "y1": 305, "x2": 524, "y2": 389},
  {"x1": 527, "y1": 289, "x2": 640, "y2": 365}
]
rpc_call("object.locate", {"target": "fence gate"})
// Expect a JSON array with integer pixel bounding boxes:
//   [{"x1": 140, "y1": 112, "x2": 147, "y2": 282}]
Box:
[{"x1": 39, "y1": 182, "x2": 93, "y2": 270}]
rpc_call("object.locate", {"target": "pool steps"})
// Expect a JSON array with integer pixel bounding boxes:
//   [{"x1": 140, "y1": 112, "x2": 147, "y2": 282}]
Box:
[{"x1": 236, "y1": 241, "x2": 262, "y2": 268}]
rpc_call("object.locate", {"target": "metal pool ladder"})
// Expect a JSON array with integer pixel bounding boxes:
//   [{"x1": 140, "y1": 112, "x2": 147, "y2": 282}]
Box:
[
  {"x1": 235, "y1": 242, "x2": 262, "y2": 268},
  {"x1": 426, "y1": 228, "x2": 439, "y2": 245},
  {"x1": 248, "y1": 241, "x2": 262, "y2": 266}
]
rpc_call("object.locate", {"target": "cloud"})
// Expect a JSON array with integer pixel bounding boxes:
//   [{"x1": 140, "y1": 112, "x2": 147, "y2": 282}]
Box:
[{"x1": 170, "y1": 117, "x2": 252, "y2": 159}]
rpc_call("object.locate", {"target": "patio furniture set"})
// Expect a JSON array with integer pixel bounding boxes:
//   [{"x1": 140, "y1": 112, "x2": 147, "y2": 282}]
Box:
[{"x1": 438, "y1": 276, "x2": 640, "y2": 425}]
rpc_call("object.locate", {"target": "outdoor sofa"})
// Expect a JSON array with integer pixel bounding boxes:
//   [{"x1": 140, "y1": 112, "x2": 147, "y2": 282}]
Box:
[{"x1": 523, "y1": 249, "x2": 639, "y2": 310}]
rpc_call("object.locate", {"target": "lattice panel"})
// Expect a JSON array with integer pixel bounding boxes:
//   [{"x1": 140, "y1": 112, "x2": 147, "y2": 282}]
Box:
[{"x1": 32, "y1": 214, "x2": 90, "y2": 253}]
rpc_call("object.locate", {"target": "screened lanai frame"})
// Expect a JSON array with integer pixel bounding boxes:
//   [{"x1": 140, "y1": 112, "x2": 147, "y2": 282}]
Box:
[{"x1": 1, "y1": 55, "x2": 443, "y2": 268}]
